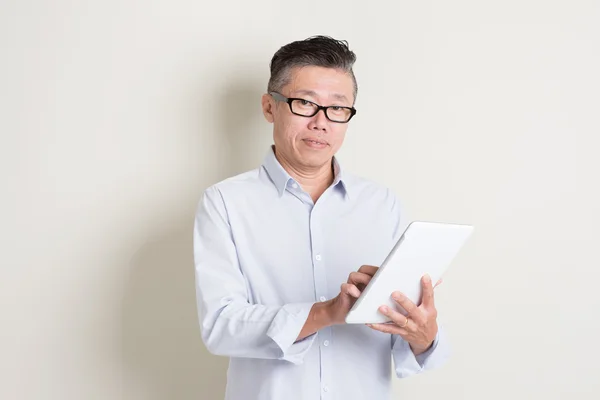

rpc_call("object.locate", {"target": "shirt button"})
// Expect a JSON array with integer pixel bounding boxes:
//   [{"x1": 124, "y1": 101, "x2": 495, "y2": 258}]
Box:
[
  {"x1": 315, "y1": 254, "x2": 322, "y2": 261},
  {"x1": 319, "y1": 296, "x2": 326, "y2": 302},
  {"x1": 323, "y1": 340, "x2": 330, "y2": 346},
  {"x1": 323, "y1": 386, "x2": 329, "y2": 392},
  {"x1": 291, "y1": 183, "x2": 298, "y2": 189}
]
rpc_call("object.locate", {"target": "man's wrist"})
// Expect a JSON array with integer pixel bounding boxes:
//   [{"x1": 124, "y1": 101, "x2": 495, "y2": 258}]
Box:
[
  {"x1": 313, "y1": 300, "x2": 335, "y2": 328},
  {"x1": 296, "y1": 302, "x2": 334, "y2": 342},
  {"x1": 410, "y1": 340, "x2": 434, "y2": 356}
]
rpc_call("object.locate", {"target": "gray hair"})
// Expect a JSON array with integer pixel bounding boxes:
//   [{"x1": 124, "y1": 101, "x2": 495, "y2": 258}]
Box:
[{"x1": 267, "y1": 35, "x2": 358, "y2": 103}]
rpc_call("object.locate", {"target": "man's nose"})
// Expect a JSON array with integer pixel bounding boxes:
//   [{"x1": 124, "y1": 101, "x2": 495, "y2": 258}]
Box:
[{"x1": 310, "y1": 108, "x2": 328, "y2": 130}]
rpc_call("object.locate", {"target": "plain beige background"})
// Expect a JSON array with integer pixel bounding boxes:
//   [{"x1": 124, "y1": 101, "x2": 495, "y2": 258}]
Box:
[{"x1": 1, "y1": 0, "x2": 599, "y2": 399}]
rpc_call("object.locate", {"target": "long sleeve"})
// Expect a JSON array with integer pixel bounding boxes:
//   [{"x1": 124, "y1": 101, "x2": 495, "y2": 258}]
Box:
[
  {"x1": 193, "y1": 185, "x2": 316, "y2": 365},
  {"x1": 391, "y1": 324, "x2": 451, "y2": 378}
]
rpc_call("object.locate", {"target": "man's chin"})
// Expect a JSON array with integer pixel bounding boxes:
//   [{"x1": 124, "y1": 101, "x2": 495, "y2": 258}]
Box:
[{"x1": 300, "y1": 153, "x2": 332, "y2": 168}]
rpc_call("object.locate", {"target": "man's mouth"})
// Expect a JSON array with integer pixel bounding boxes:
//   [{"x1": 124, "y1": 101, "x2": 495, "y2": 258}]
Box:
[{"x1": 303, "y1": 139, "x2": 327, "y2": 145}]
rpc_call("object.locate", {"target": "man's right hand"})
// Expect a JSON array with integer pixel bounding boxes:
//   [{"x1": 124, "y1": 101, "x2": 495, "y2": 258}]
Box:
[
  {"x1": 295, "y1": 265, "x2": 379, "y2": 341},
  {"x1": 324, "y1": 265, "x2": 379, "y2": 325}
]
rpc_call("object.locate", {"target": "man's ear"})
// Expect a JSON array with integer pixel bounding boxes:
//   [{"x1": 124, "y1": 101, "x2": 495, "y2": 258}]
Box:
[{"x1": 261, "y1": 93, "x2": 274, "y2": 123}]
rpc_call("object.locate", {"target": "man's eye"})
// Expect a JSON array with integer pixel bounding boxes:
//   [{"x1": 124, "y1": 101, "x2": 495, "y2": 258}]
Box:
[{"x1": 299, "y1": 100, "x2": 310, "y2": 105}]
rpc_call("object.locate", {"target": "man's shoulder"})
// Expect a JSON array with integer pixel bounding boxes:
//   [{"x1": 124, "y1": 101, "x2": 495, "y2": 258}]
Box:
[
  {"x1": 344, "y1": 170, "x2": 408, "y2": 234},
  {"x1": 344, "y1": 170, "x2": 401, "y2": 203},
  {"x1": 202, "y1": 167, "x2": 265, "y2": 199},
  {"x1": 215, "y1": 168, "x2": 261, "y2": 187}
]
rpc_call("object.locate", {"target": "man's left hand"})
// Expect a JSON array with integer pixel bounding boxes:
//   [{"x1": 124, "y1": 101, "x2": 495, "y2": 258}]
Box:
[{"x1": 367, "y1": 275, "x2": 441, "y2": 356}]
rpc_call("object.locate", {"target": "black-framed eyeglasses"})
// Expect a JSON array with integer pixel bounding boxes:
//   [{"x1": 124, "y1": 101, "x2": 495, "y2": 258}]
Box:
[{"x1": 269, "y1": 92, "x2": 357, "y2": 123}]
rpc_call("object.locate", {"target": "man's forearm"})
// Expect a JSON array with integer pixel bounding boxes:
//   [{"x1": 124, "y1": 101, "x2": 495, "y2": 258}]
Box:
[{"x1": 296, "y1": 301, "x2": 333, "y2": 341}]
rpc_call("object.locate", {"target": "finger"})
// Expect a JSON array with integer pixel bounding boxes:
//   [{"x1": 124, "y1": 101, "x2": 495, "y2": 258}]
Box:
[
  {"x1": 390, "y1": 292, "x2": 424, "y2": 324},
  {"x1": 421, "y1": 274, "x2": 435, "y2": 309},
  {"x1": 434, "y1": 278, "x2": 443, "y2": 289},
  {"x1": 347, "y1": 271, "x2": 374, "y2": 287},
  {"x1": 357, "y1": 265, "x2": 379, "y2": 277},
  {"x1": 367, "y1": 322, "x2": 409, "y2": 337},
  {"x1": 341, "y1": 282, "x2": 361, "y2": 298},
  {"x1": 378, "y1": 305, "x2": 416, "y2": 330}
]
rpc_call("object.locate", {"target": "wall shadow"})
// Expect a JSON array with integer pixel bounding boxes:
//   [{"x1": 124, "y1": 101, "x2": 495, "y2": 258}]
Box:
[{"x1": 120, "y1": 72, "x2": 266, "y2": 399}]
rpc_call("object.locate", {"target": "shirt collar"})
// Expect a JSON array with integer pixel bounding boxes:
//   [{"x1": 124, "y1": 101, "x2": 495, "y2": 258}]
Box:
[{"x1": 262, "y1": 145, "x2": 350, "y2": 200}]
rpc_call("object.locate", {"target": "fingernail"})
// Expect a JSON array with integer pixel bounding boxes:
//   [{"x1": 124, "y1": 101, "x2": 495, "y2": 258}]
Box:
[
  {"x1": 380, "y1": 306, "x2": 388, "y2": 313},
  {"x1": 424, "y1": 274, "x2": 431, "y2": 283},
  {"x1": 392, "y1": 292, "x2": 404, "y2": 300}
]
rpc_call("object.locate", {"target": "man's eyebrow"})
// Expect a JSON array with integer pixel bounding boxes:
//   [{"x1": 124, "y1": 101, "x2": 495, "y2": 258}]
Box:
[{"x1": 292, "y1": 90, "x2": 350, "y2": 103}]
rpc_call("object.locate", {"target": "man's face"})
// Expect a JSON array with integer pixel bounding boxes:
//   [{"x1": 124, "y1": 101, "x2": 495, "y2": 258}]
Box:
[{"x1": 262, "y1": 66, "x2": 355, "y2": 170}]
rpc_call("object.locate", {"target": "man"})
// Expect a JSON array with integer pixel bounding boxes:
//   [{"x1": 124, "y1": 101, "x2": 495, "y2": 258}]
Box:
[{"x1": 193, "y1": 36, "x2": 449, "y2": 400}]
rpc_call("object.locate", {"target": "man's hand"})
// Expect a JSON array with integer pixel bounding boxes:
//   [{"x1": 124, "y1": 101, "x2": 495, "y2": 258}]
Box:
[
  {"x1": 324, "y1": 265, "x2": 379, "y2": 325},
  {"x1": 367, "y1": 274, "x2": 441, "y2": 355},
  {"x1": 296, "y1": 265, "x2": 378, "y2": 341}
]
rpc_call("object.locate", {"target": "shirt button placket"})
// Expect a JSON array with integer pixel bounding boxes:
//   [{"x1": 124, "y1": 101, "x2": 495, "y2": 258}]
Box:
[{"x1": 310, "y1": 205, "x2": 331, "y2": 398}]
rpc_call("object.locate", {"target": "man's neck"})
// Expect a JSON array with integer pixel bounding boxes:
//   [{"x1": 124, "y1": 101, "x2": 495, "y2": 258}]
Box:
[{"x1": 274, "y1": 148, "x2": 334, "y2": 202}]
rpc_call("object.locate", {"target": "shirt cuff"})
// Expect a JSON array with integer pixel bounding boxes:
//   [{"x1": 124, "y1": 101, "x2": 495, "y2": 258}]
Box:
[
  {"x1": 393, "y1": 327, "x2": 450, "y2": 378},
  {"x1": 266, "y1": 303, "x2": 317, "y2": 365}
]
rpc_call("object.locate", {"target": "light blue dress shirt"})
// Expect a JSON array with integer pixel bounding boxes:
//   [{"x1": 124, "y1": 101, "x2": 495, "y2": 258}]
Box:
[{"x1": 193, "y1": 146, "x2": 450, "y2": 400}]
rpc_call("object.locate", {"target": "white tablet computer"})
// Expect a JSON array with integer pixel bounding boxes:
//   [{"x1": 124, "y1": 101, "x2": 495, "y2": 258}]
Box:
[{"x1": 345, "y1": 221, "x2": 474, "y2": 324}]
